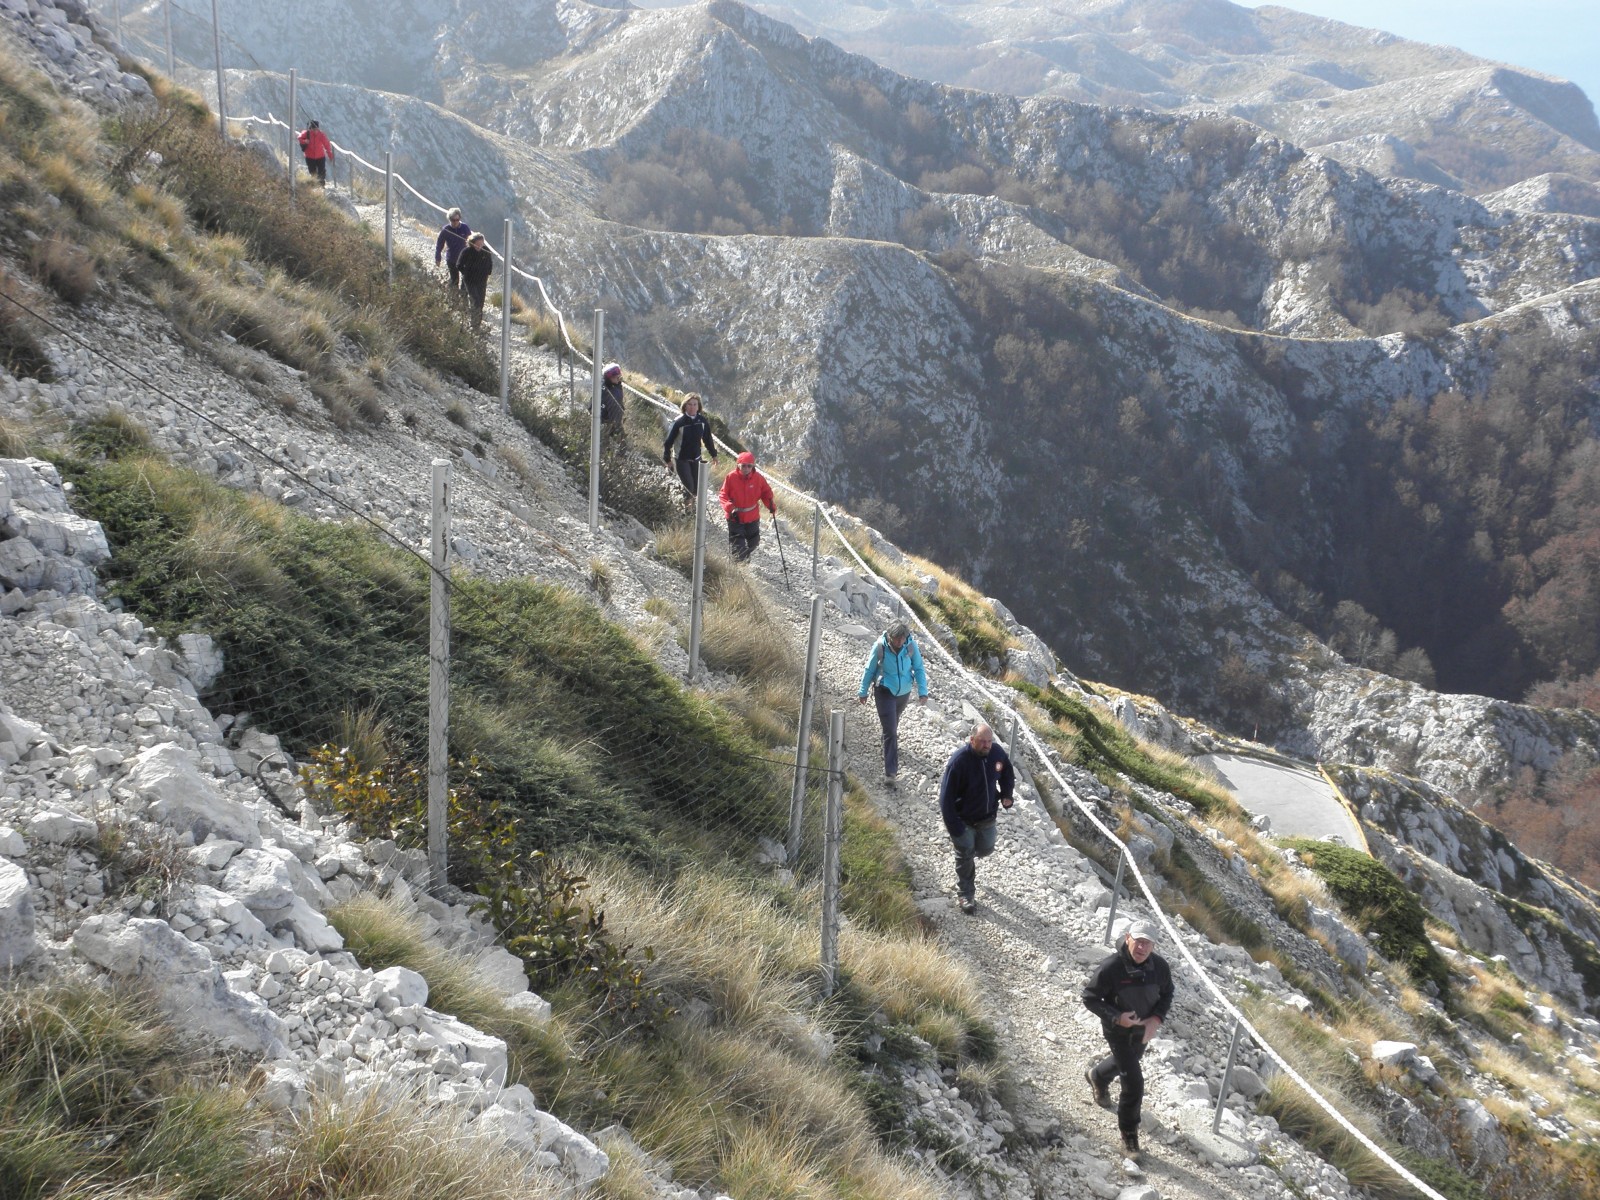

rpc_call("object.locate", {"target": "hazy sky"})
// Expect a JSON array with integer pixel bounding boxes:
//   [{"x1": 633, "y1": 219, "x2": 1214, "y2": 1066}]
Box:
[{"x1": 1248, "y1": 0, "x2": 1600, "y2": 115}]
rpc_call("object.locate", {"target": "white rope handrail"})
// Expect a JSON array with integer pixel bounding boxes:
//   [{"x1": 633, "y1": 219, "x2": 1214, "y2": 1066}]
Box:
[{"x1": 216, "y1": 106, "x2": 1446, "y2": 1197}]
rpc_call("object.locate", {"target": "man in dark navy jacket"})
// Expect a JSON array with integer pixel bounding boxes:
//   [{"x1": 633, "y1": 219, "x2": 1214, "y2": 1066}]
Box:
[
  {"x1": 1082, "y1": 918, "x2": 1175, "y2": 1159},
  {"x1": 937, "y1": 722, "x2": 1013, "y2": 914}
]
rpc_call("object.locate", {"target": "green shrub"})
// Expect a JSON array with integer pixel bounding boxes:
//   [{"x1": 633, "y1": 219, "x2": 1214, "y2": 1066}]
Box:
[
  {"x1": 1012, "y1": 680, "x2": 1237, "y2": 816},
  {"x1": 1281, "y1": 839, "x2": 1449, "y2": 992}
]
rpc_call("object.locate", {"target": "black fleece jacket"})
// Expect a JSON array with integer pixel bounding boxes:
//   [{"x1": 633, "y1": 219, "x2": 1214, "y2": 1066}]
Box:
[{"x1": 1082, "y1": 943, "x2": 1174, "y2": 1024}]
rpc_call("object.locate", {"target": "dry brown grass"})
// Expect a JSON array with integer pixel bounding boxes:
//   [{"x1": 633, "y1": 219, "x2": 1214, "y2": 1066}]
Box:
[
  {"x1": 701, "y1": 575, "x2": 796, "y2": 684},
  {"x1": 266, "y1": 1087, "x2": 564, "y2": 1200},
  {"x1": 27, "y1": 231, "x2": 98, "y2": 303}
]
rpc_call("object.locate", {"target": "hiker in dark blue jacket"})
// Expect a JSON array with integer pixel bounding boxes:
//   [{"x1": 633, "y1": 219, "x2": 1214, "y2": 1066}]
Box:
[
  {"x1": 857, "y1": 619, "x2": 927, "y2": 785},
  {"x1": 937, "y1": 722, "x2": 1013, "y2": 914},
  {"x1": 434, "y1": 208, "x2": 473, "y2": 297}
]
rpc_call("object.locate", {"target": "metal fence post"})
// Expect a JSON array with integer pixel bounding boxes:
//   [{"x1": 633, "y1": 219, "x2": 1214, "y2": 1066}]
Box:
[
  {"x1": 210, "y1": 0, "x2": 225, "y2": 139},
  {"x1": 1213, "y1": 1019, "x2": 1246, "y2": 1134},
  {"x1": 428, "y1": 459, "x2": 451, "y2": 894},
  {"x1": 588, "y1": 309, "x2": 604, "y2": 536},
  {"x1": 811, "y1": 501, "x2": 821, "y2": 581},
  {"x1": 286, "y1": 69, "x2": 296, "y2": 203},
  {"x1": 687, "y1": 460, "x2": 709, "y2": 683},
  {"x1": 820, "y1": 709, "x2": 844, "y2": 997},
  {"x1": 788, "y1": 595, "x2": 824, "y2": 864},
  {"x1": 499, "y1": 218, "x2": 512, "y2": 414},
  {"x1": 1103, "y1": 854, "x2": 1127, "y2": 946},
  {"x1": 384, "y1": 152, "x2": 394, "y2": 280},
  {"x1": 164, "y1": 0, "x2": 174, "y2": 79},
  {"x1": 111, "y1": 0, "x2": 121, "y2": 48}
]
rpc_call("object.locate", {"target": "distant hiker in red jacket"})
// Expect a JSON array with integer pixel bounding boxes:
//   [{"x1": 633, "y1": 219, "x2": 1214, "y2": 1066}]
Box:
[
  {"x1": 719, "y1": 451, "x2": 775, "y2": 562},
  {"x1": 297, "y1": 120, "x2": 334, "y2": 187}
]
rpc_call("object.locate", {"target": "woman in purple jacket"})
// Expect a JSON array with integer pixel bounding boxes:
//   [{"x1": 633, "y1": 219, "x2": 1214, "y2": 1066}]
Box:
[{"x1": 434, "y1": 208, "x2": 472, "y2": 298}]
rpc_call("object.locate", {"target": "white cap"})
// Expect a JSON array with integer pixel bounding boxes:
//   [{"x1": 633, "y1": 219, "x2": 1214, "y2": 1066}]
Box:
[{"x1": 1126, "y1": 919, "x2": 1158, "y2": 944}]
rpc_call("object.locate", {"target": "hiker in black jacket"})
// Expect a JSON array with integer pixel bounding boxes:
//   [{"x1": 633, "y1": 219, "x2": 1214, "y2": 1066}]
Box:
[
  {"x1": 662, "y1": 393, "x2": 718, "y2": 498},
  {"x1": 600, "y1": 363, "x2": 626, "y2": 449},
  {"x1": 937, "y1": 722, "x2": 1013, "y2": 915},
  {"x1": 1082, "y1": 918, "x2": 1174, "y2": 1159},
  {"x1": 456, "y1": 232, "x2": 494, "y2": 331}
]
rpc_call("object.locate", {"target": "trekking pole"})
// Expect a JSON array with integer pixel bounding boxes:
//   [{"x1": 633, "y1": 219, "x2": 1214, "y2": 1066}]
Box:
[{"x1": 772, "y1": 511, "x2": 792, "y2": 592}]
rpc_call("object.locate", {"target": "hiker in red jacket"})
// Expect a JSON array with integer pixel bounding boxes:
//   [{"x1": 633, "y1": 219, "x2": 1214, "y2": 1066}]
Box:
[
  {"x1": 718, "y1": 451, "x2": 775, "y2": 562},
  {"x1": 297, "y1": 120, "x2": 334, "y2": 187}
]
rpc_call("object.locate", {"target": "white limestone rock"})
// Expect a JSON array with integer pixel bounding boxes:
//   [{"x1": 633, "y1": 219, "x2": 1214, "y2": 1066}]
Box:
[
  {"x1": 375, "y1": 965, "x2": 429, "y2": 1008},
  {"x1": 72, "y1": 914, "x2": 288, "y2": 1054},
  {"x1": 125, "y1": 743, "x2": 261, "y2": 846},
  {"x1": 277, "y1": 894, "x2": 344, "y2": 952},
  {"x1": 0, "y1": 709, "x2": 54, "y2": 766},
  {"x1": 474, "y1": 945, "x2": 529, "y2": 997},
  {"x1": 222, "y1": 848, "x2": 296, "y2": 914},
  {"x1": 0, "y1": 858, "x2": 37, "y2": 970},
  {"x1": 503, "y1": 990, "x2": 552, "y2": 1023}
]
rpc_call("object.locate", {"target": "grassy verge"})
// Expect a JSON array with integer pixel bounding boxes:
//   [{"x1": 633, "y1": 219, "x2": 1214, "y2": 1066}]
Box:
[
  {"x1": 837, "y1": 529, "x2": 1016, "y2": 669},
  {"x1": 0, "y1": 979, "x2": 558, "y2": 1200},
  {"x1": 0, "y1": 45, "x2": 494, "y2": 425},
  {"x1": 332, "y1": 865, "x2": 989, "y2": 1200}
]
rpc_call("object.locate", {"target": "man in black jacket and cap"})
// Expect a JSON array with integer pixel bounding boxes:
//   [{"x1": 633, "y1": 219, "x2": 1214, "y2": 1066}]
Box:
[
  {"x1": 937, "y1": 722, "x2": 1013, "y2": 915},
  {"x1": 1082, "y1": 918, "x2": 1174, "y2": 1159}
]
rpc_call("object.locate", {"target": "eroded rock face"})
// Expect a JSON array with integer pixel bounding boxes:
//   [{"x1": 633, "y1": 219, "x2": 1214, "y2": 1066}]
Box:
[{"x1": 0, "y1": 458, "x2": 108, "y2": 597}]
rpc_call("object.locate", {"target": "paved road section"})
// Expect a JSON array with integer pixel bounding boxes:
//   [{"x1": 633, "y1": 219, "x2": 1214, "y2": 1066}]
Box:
[{"x1": 1199, "y1": 754, "x2": 1364, "y2": 845}]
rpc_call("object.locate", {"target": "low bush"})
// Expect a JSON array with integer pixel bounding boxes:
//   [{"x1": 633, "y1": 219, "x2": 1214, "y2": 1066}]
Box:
[
  {"x1": 26, "y1": 232, "x2": 96, "y2": 304},
  {"x1": 0, "y1": 264, "x2": 52, "y2": 381},
  {"x1": 1012, "y1": 680, "x2": 1239, "y2": 816},
  {"x1": 1280, "y1": 839, "x2": 1449, "y2": 992}
]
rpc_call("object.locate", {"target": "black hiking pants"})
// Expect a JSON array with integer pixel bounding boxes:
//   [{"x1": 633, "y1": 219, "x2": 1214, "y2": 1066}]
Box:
[
  {"x1": 675, "y1": 456, "x2": 709, "y2": 496},
  {"x1": 464, "y1": 279, "x2": 488, "y2": 330},
  {"x1": 727, "y1": 516, "x2": 760, "y2": 561},
  {"x1": 1090, "y1": 1022, "x2": 1150, "y2": 1134}
]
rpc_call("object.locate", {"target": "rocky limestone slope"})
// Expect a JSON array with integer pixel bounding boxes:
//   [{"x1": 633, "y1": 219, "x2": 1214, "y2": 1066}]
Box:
[
  {"x1": 3, "y1": 202, "x2": 1580, "y2": 1200},
  {"x1": 726, "y1": 0, "x2": 1600, "y2": 194}
]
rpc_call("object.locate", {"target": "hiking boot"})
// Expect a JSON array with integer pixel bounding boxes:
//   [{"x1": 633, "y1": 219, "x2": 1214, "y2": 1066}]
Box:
[
  {"x1": 1085, "y1": 1067, "x2": 1112, "y2": 1110},
  {"x1": 958, "y1": 896, "x2": 977, "y2": 915},
  {"x1": 1120, "y1": 1130, "x2": 1141, "y2": 1159},
  {"x1": 884, "y1": 772, "x2": 898, "y2": 789}
]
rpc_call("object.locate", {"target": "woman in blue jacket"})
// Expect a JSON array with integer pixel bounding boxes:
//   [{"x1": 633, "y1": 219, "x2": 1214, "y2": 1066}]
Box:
[{"x1": 857, "y1": 619, "x2": 928, "y2": 785}]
